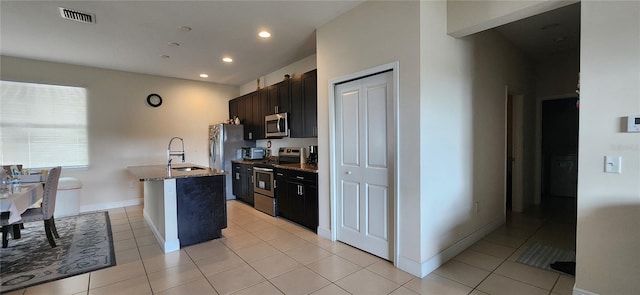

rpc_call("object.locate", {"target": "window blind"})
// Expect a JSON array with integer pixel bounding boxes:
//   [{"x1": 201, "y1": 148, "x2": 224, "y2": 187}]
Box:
[{"x1": 0, "y1": 81, "x2": 88, "y2": 169}]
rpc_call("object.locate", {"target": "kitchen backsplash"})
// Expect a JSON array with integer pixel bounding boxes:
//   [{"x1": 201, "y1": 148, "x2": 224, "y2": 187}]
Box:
[{"x1": 256, "y1": 137, "x2": 318, "y2": 157}]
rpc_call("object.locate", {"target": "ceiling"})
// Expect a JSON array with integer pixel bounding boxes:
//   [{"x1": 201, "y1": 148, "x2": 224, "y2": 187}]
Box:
[
  {"x1": 1, "y1": 1, "x2": 579, "y2": 86},
  {"x1": 495, "y1": 2, "x2": 581, "y2": 60},
  {"x1": 0, "y1": 1, "x2": 363, "y2": 86}
]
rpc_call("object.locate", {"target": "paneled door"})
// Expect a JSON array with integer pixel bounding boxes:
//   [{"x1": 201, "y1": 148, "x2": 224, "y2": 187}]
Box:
[{"x1": 335, "y1": 70, "x2": 393, "y2": 260}]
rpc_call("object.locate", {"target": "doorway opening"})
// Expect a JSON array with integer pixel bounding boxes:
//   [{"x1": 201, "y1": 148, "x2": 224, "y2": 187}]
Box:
[{"x1": 541, "y1": 97, "x2": 579, "y2": 221}]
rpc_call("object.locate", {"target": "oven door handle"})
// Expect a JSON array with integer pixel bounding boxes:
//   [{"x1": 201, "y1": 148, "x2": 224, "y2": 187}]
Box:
[{"x1": 253, "y1": 167, "x2": 273, "y2": 172}]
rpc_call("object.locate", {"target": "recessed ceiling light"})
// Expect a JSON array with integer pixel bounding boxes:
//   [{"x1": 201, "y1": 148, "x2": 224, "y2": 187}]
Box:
[
  {"x1": 180, "y1": 26, "x2": 192, "y2": 32},
  {"x1": 222, "y1": 57, "x2": 233, "y2": 63},
  {"x1": 160, "y1": 55, "x2": 170, "y2": 59},
  {"x1": 258, "y1": 31, "x2": 271, "y2": 38},
  {"x1": 200, "y1": 74, "x2": 209, "y2": 78},
  {"x1": 168, "y1": 42, "x2": 180, "y2": 47}
]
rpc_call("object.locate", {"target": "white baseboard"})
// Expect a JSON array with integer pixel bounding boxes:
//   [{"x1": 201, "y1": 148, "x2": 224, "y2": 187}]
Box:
[
  {"x1": 397, "y1": 217, "x2": 505, "y2": 278},
  {"x1": 143, "y1": 210, "x2": 180, "y2": 253},
  {"x1": 79, "y1": 198, "x2": 143, "y2": 213},
  {"x1": 396, "y1": 255, "x2": 423, "y2": 277},
  {"x1": 573, "y1": 287, "x2": 599, "y2": 295},
  {"x1": 317, "y1": 226, "x2": 331, "y2": 240}
]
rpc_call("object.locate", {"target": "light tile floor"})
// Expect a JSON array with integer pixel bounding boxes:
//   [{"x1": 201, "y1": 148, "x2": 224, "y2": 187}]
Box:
[{"x1": 6, "y1": 199, "x2": 576, "y2": 295}]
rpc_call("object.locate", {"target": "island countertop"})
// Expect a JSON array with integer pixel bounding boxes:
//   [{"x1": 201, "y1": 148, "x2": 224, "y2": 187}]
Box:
[{"x1": 128, "y1": 163, "x2": 227, "y2": 181}]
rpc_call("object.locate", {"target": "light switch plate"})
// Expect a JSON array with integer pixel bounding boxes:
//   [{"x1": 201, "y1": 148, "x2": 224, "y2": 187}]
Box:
[{"x1": 604, "y1": 156, "x2": 622, "y2": 174}]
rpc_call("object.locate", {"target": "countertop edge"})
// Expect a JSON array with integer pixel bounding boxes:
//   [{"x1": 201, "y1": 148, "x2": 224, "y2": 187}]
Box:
[
  {"x1": 231, "y1": 159, "x2": 318, "y2": 173},
  {"x1": 128, "y1": 164, "x2": 228, "y2": 181}
]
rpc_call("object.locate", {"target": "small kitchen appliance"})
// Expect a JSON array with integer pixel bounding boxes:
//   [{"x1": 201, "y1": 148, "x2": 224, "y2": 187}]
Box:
[
  {"x1": 307, "y1": 145, "x2": 318, "y2": 165},
  {"x1": 242, "y1": 147, "x2": 265, "y2": 160}
]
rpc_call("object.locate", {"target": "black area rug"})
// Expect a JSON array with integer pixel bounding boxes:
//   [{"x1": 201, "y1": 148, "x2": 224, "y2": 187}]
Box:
[
  {"x1": 516, "y1": 242, "x2": 575, "y2": 275},
  {"x1": 0, "y1": 212, "x2": 116, "y2": 293}
]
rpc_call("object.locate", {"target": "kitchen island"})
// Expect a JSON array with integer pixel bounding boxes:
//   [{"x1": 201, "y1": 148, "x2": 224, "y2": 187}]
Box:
[{"x1": 127, "y1": 164, "x2": 227, "y2": 253}]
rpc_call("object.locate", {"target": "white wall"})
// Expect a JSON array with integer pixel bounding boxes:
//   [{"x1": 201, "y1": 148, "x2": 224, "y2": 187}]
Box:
[
  {"x1": 238, "y1": 54, "x2": 317, "y2": 96},
  {"x1": 0, "y1": 56, "x2": 238, "y2": 211},
  {"x1": 576, "y1": 2, "x2": 640, "y2": 294},
  {"x1": 317, "y1": 0, "x2": 423, "y2": 271},
  {"x1": 420, "y1": 1, "x2": 534, "y2": 274},
  {"x1": 317, "y1": 0, "x2": 533, "y2": 277}
]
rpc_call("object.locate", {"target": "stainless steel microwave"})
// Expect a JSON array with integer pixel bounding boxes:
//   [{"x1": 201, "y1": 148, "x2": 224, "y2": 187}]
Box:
[{"x1": 265, "y1": 113, "x2": 288, "y2": 138}]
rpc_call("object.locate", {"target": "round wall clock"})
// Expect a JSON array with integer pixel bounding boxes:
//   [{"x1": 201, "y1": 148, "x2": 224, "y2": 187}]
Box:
[{"x1": 146, "y1": 93, "x2": 162, "y2": 107}]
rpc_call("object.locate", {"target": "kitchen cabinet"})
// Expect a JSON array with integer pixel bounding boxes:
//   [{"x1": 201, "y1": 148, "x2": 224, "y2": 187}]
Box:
[
  {"x1": 290, "y1": 69, "x2": 317, "y2": 138},
  {"x1": 232, "y1": 163, "x2": 254, "y2": 205},
  {"x1": 281, "y1": 169, "x2": 318, "y2": 232},
  {"x1": 176, "y1": 175, "x2": 226, "y2": 247},
  {"x1": 254, "y1": 89, "x2": 268, "y2": 139},
  {"x1": 230, "y1": 93, "x2": 254, "y2": 140},
  {"x1": 266, "y1": 79, "x2": 290, "y2": 115},
  {"x1": 274, "y1": 168, "x2": 289, "y2": 218},
  {"x1": 228, "y1": 70, "x2": 315, "y2": 140},
  {"x1": 229, "y1": 98, "x2": 239, "y2": 120}
]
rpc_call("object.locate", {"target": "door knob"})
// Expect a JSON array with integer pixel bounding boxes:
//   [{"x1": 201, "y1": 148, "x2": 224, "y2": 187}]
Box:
[{"x1": 346, "y1": 171, "x2": 352, "y2": 175}]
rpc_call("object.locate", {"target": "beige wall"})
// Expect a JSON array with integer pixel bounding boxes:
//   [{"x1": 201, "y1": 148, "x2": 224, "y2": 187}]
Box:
[
  {"x1": 0, "y1": 56, "x2": 238, "y2": 211},
  {"x1": 577, "y1": 2, "x2": 640, "y2": 294},
  {"x1": 317, "y1": 0, "x2": 423, "y2": 269},
  {"x1": 420, "y1": 1, "x2": 534, "y2": 274},
  {"x1": 239, "y1": 54, "x2": 317, "y2": 96},
  {"x1": 318, "y1": 0, "x2": 533, "y2": 276},
  {"x1": 449, "y1": 0, "x2": 640, "y2": 293}
]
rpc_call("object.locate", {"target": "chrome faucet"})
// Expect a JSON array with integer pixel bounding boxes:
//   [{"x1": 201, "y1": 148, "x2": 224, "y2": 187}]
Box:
[{"x1": 167, "y1": 137, "x2": 185, "y2": 168}]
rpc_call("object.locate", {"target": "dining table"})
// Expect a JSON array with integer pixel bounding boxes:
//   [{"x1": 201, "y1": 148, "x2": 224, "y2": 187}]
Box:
[{"x1": 1, "y1": 183, "x2": 44, "y2": 224}]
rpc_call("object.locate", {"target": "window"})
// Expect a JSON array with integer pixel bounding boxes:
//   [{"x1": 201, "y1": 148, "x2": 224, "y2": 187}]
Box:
[{"x1": 0, "y1": 81, "x2": 88, "y2": 169}]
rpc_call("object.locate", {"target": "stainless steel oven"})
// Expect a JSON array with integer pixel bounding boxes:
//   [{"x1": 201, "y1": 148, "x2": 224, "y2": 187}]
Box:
[
  {"x1": 253, "y1": 164, "x2": 275, "y2": 216},
  {"x1": 253, "y1": 147, "x2": 302, "y2": 216}
]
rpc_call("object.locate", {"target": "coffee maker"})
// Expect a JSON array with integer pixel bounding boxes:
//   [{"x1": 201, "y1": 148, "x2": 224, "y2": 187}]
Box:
[{"x1": 307, "y1": 145, "x2": 318, "y2": 165}]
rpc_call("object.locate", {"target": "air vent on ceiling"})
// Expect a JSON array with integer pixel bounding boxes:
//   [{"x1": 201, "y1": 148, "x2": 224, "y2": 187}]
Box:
[{"x1": 58, "y1": 7, "x2": 96, "y2": 24}]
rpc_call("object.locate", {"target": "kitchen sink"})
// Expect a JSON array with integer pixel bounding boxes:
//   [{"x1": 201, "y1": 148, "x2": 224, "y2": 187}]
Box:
[{"x1": 171, "y1": 166, "x2": 205, "y2": 172}]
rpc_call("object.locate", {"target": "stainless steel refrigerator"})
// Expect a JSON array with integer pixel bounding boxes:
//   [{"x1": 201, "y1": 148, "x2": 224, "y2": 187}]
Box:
[{"x1": 209, "y1": 124, "x2": 254, "y2": 200}]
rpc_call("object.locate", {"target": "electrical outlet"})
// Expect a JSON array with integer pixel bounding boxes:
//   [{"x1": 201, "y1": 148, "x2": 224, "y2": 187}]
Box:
[{"x1": 604, "y1": 156, "x2": 622, "y2": 174}]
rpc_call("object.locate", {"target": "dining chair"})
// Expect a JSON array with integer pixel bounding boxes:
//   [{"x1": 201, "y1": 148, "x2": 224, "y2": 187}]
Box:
[
  {"x1": 19, "y1": 166, "x2": 62, "y2": 248},
  {"x1": 1, "y1": 212, "x2": 12, "y2": 248}
]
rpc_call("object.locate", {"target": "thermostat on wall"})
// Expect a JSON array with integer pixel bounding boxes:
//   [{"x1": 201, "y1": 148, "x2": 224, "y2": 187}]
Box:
[{"x1": 627, "y1": 115, "x2": 640, "y2": 132}]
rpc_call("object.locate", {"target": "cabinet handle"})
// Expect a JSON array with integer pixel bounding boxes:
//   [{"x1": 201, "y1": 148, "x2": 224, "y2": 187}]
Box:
[
  {"x1": 346, "y1": 171, "x2": 352, "y2": 175},
  {"x1": 251, "y1": 175, "x2": 254, "y2": 184},
  {"x1": 299, "y1": 185, "x2": 304, "y2": 196},
  {"x1": 249, "y1": 132, "x2": 252, "y2": 139},
  {"x1": 273, "y1": 179, "x2": 277, "y2": 189},
  {"x1": 275, "y1": 106, "x2": 279, "y2": 113},
  {"x1": 296, "y1": 176, "x2": 304, "y2": 180},
  {"x1": 276, "y1": 173, "x2": 284, "y2": 176},
  {"x1": 236, "y1": 172, "x2": 240, "y2": 180}
]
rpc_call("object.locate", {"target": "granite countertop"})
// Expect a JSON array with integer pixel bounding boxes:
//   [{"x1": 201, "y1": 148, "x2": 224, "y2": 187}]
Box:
[
  {"x1": 231, "y1": 159, "x2": 318, "y2": 173},
  {"x1": 127, "y1": 163, "x2": 227, "y2": 181},
  {"x1": 275, "y1": 163, "x2": 318, "y2": 173}
]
